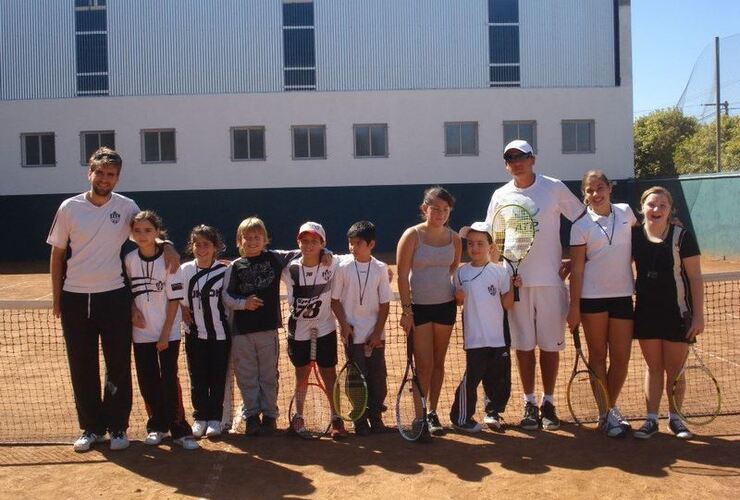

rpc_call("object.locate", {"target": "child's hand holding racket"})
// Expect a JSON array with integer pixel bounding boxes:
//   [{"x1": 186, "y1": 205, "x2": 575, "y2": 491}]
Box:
[{"x1": 244, "y1": 295, "x2": 264, "y2": 311}]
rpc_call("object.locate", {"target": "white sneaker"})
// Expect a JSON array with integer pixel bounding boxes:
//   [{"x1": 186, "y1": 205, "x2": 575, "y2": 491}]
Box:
[
  {"x1": 205, "y1": 420, "x2": 222, "y2": 437},
  {"x1": 144, "y1": 431, "x2": 166, "y2": 445},
  {"x1": 110, "y1": 431, "x2": 130, "y2": 451},
  {"x1": 173, "y1": 436, "x2": 200, "y2": 450},
  {"x1": 73, "y1": 431, "x2": 104, "y2": 452},
  {"x1": 192, "y1": 420, "x2": 207, "y2": 438}
]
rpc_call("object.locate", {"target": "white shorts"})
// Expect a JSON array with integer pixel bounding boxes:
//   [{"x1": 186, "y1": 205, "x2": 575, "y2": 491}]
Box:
[{"x1": 509, "y1": 285, "x2": 568, "y2": 352}]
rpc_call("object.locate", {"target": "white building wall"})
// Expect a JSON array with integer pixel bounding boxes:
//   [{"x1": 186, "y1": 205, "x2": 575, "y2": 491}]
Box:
[
  {"x1": 315, "y1": 0, "x2": 489, "y2": 91},
  {"x1": 1, "y1": 85, "x2": 633, "y2": 196},
  {"x1": 520, "y1": 0, "x2": 616, "y2": 87},
  {"x1": 0, "y1": 0, "x2": 75, "y2": 100}
]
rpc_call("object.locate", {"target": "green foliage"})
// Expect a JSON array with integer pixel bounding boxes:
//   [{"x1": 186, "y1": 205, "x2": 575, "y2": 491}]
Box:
[
  {"x1": 674, "y1": 115, "x2": 740, "y2": 174},
  {"x1": 633, "y1": 108, "x2": 698, "y2": 178}
]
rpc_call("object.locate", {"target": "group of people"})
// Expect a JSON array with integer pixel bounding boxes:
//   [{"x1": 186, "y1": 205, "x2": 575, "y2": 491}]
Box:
[{"x1": 48, "y1": 140, "x2": 704, "y2": 453}]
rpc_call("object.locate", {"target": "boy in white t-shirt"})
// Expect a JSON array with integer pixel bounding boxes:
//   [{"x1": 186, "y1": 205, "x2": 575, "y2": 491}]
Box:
[
  {"x1": 449, "y1": 222, "x2": 520, "y2": 432},
  {"x1": 331, "y1": 221, "x2": 392, "y2": 435}
]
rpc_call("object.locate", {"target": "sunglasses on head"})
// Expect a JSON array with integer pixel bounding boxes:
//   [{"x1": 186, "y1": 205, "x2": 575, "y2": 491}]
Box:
[
  {"x1": 503, "y1": 152, "x2": 532, "y2": 162},
  {"x1": 93, "y1": 152, "x2": 121, "y2": 161}
]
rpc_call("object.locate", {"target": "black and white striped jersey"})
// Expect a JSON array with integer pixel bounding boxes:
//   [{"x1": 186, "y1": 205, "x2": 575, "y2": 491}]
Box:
[{"x1": 173, "y1": 260, "x2": 230, "y2": 341}]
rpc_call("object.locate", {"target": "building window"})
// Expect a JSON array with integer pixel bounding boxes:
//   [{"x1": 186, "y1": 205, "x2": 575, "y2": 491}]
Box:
[
  {"x1": 503, "y1": 121, "x2": 537, "y2": 153},
  {"x1": 445, "y1": 122, "x2": 478, "y2": 156},
  {"x1": 75, "y1": 0, "x2": 109, "y2": 96},
  {"x1": 292, "y1": 125, "x2": 326, "y2": 159},
  {"x1": 80, "y1": 130, "x2": 115, "y2": 165},
  {"x1": 354, "y1": 124, "x2": 388, "y2": 158},
  {"x1": 21, "y1": 133, "x2": 56, "y2": 167},
  {"x1": 231, "y1": 127, "x2": 266, "y2": 161},
  {"x1": 562, "y1": 120, "x2": 595, "y2": 154},
  {"x1": 282, "y1": 1, "x2": 316, "y2": 91},
  {"x1": 488, "y1": 0, "x2": 520, "y2": 87},
  {"x1": 141, "y1": 129, "x2": 176, "y2": 163}
]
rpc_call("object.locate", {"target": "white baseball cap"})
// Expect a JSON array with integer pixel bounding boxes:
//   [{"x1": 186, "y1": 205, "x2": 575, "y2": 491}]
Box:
[
  {"x1": 503, "y1": 139, "x2": 534, "y2": 155},
  {"x1": 459, "y1": 221, "x2": 492, "y2": 239},
  {"x1": 297, "y1": 221, "x2": 326, "y2": 242}
]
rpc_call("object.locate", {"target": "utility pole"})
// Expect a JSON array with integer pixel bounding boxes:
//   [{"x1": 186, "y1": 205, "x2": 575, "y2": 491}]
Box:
[{"x1": 715, "y1": 36, "x2": 721, "y2": 172}]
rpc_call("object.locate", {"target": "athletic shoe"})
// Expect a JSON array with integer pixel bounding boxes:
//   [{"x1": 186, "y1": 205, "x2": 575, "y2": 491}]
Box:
[
  {"x1": 451, "y1": 419, "x2": 482, "y2": 433},
  {"x1": 192, "y1": 420, "x2": 207, "y2": 438},
  {"x1": 110, "y1": 431, "x2": 130, "y2": 451},
  {"x1": 611, "y1": 406, "x2": 631, "y2": 430},
  {"x1": 484, "y1": 411, "x2": 504, "y2": 431},
  {"x1": 330, "y1": 417, "x2": 348, "y2": 439},
  {"x1": 369, "y1": 415, "x2": 387, "y2": 434},
  {"x1": 245, "y1": 415, "x2": 261, "y2": 436},
  {"x1": 290, "y1": 415, "x2": 306, "y2": 435},
  {"x1": 540, "y1": 401, "x2": 560, "y2": 430},
  {"x1": 520, "y1": 402, "x2": 540, "y2": 430},
  {"x1": 144, "y1": 431, "x2": 166, "y2": 445},
  {"x1": 354, "y1": 418, "x2": 371, "y2": 436},
  {"x1": 633, "y1": 419, "x2": 659, "y2": 439},
  {"x1": 173, "y1": 436, "x2": 199, "y2": 450},
  {"x1": 260, "y1": 415, "x2": 277, "y2": 435},
  {"x1": 669, "y1": 419, "x2": 693, "y2": 440},
  {"x1": 73, "y1": 431, "x2": 104, "y2": 452},
  {"x1": 205, "y1": 420, "x2": 222, "y2": 438},
  {"x1": 427, "y1": 411, "x2": 445, "y2": 436},
  {"x1": 604, "y1": 410, "x2": 627, "y2": 438}
]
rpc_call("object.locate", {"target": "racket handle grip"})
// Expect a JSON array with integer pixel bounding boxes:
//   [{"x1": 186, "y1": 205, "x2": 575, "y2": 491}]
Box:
[{"x1": 513, "y1": 286, "x2": 520, "y2": 302}]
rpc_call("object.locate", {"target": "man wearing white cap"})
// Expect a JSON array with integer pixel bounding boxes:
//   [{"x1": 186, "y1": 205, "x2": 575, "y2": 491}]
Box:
[{"x1": 485, "y1": 140, "x2": 584, "y2": 431}]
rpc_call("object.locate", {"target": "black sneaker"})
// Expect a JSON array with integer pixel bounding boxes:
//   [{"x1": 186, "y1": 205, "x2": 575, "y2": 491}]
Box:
[
  {"x1": 668, "y1": 419, "x2": 693, "y2": 440},
  {"x1": 451, "y1": 419, "x2": 482, "y2": 433},
  {"x1": 427, "y1": 411, "x2": 445, "y2": 436},
  {"x1": 540, "y1": 401, "x2": 560, "y2": 430},
  {"x1": 354, "y1": 418, "x2": 371, "y2": 436},
  {"x1": 369, "y1": 415, "x2": 387, "y2": 434},
  {"x1": 260, "y1": 415, "x2": 277, "y2": 435},
  {"x1": 520, "y1": 402, "x2": 540, "y2": 430},
  {"x1": 245, "y1": 415, "x2": 261, "y2": 436},
  {"x1": 484, "y1": 411, "x2": 504, "y2": 431},
  {"x1": 634, "y1": 419, "x2": 659, "y2": 439}
]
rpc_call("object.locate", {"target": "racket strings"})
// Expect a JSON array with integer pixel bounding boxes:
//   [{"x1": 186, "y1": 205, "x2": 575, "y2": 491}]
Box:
[
  {"x1": 672, "y1": 366, "x2": 721, "y2": 425},
  {"x1": 492, "y1": 206, "x2": 535, "y2": 261},
  {"x1": 396, "y1": 377, "x2": 426, "y2": 440},
  {"x1": 567, "y1": 371, "x2": 609, "y2": 429},
  {"x1": 335, "y1": 364, "x2": 368, "y2": 421}
]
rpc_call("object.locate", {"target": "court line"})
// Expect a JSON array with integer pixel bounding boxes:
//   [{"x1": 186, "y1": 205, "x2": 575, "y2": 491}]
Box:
[{"x1": 696, "y1": 347, "x2": 740, "y2": 369}]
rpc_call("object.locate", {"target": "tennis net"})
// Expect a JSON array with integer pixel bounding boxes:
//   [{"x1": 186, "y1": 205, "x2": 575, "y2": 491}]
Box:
[{"x1": 0, "y1": 273, "x2": 738, "y2": 443}]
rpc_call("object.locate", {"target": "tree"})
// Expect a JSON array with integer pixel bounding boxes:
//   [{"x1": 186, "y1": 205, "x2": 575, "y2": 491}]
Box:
[
  {"x1": 633, "y1": 108, "x2": 698, "y2": 178},
  {"x1": 674, "y1": 115, "x2": 740, "y2": 174}
]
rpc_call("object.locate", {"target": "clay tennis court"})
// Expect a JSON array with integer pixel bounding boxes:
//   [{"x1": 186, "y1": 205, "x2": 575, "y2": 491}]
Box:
[{"x1": 1, "y1": 260, "x2": 739, "y2": 498}]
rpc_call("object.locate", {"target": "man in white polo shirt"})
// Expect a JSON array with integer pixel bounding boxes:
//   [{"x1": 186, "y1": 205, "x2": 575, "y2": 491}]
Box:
[
  {"x1": 485, "y1": 140, "x2": 584, "y2": 431},
  {"x1": 47, "y1": 147, "x2": 176, "y2": 452}
]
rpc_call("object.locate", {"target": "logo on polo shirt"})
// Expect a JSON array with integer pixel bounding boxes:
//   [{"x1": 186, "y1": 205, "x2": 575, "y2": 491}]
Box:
[
  {"x1": 156, "y1": 281, "x2": 164, "y2": 291},
  {"x1": 488, "y1": 284, "x2": 497, "y2": 296},
  {"x1": 110, "y1": 211, "x2": 121, "y2": 224},
  {"x1": 321, "y1": 269, "x2": 333, "y2": 280}
]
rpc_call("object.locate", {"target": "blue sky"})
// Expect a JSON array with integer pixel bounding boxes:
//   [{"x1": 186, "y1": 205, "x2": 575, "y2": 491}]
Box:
[{"x1": 632, "y1": 0, "x2": 740, "y2": 119}]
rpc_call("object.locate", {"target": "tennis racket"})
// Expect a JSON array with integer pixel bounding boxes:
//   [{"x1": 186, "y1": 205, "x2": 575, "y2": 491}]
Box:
[
  {"x1": 395, "y1": 328, "x2": 430, "y2": 442},
  {"x1": 288, "y1": 327, "x2": 333, "y2": 439},
  {"x1": 671, "y1": 343, "x2": 722, "y2": 426},
  {"x1": 333, "y1": 336, "x2": 369, "y2": 422},
  {"x1": 566, "y1": 326, "x2": 610, "y2": 429},
  {"x1": 491, "y1": 203, "x2": 536, "y2": 301}
]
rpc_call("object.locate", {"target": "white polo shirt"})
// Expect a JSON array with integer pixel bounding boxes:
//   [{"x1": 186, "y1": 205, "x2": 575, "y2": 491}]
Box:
[
  {"x1": 455, "y1": 263, "x2": 511, "y2": 349},
  {"x1": 485, "y1": 174, "x2": 584, "y2": 287},
  {"x1": 331, "y1": 256, "x2": 393, "y2": 344},
  {"x1": 570, "y1": 203, "x2": 636, "y2": 298},
  {"x1": 47, "y1": 192, "x2": 139, "y2": 293}
]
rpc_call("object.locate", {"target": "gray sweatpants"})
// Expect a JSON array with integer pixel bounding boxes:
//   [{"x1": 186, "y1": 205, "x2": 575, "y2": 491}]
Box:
[{"x1": 231, "y1": 330, "x2": 280, "y2": 419}]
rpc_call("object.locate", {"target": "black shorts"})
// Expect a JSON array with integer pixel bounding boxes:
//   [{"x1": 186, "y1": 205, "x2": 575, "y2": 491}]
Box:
[
  {"x1": 412, "y1": 300, "x2": 457, "y2": 327},
  {"x1": 580, "y1": 296, "x2": 634, "y2": 320},
  {"x1": 287, "y1": 331, "x2": 338, "y2": 368}
]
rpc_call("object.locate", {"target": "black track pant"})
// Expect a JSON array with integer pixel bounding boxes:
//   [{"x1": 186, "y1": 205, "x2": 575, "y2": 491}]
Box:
[
  {"x1": 185, "y1": 336, "x2": 230, "y2": 422},
  {"x1": 133, "y1": 340, "x2": 192, "y2": 439},
  {"x1": 450, "y1": 346, "x2": 511, "y2": 425},
  {"x1": 347, "y1": 343, "x2": 388, "y2": 420},
  {"x1": 60, "y1": 287, "x2": 133, "y2": 435}
]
